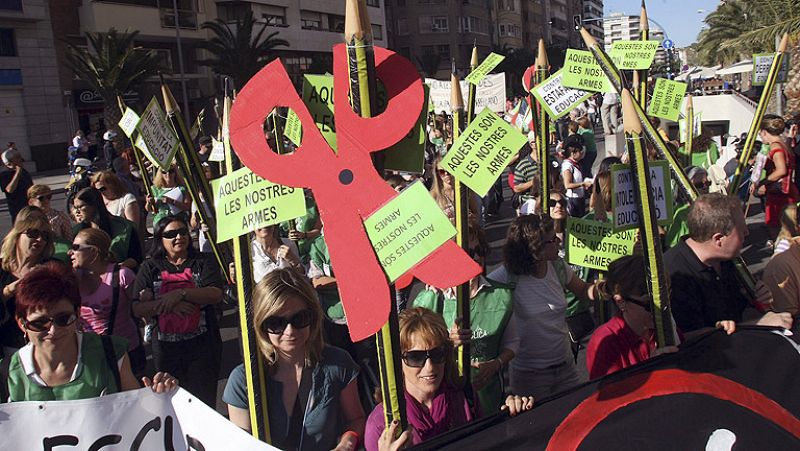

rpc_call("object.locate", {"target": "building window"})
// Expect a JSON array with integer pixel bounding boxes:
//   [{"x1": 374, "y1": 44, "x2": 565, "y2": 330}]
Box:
[
  {"x1": 261, "y1": 6, "x2": 287, "y2": 27},
  {"x1": 0, "y1": 0, "x2": 22, "y2": 10},
  {"x1": 0, "y1": 29, "x2": 16, "y2": 57},
  {"x1": 366, "y1": 0, "x2": 380, "y2": 6},
  {"x1": 328, "y1": 14, "x2": 345, "y2": 32},
  {"x1": 158, "y1": 0, "x2": 197, "y2": 29},
  {"x1": 396, "y1": 17, "x2": 408, "y2": 35},
  {"x1": 283, "y1": 55, "x2": 314, "y2": 87},
  {"x1": 0, "y1": 69, "x2": 21, "y2": 85},
  {"x1": 418, "y1": 16, "x2": 449, "y2": 33},
  {"x1": 436, "y1": 44, "x2": 449, "y2": 60},
  {"x1": 301, "y1": 11, "x2": 322, "y2": 30},
  {"x1": 372, "y1": 24, "x2": 383, "y2": 40},
  {"x1": 461, "y1": 16, "x2": 487, "y2": 34},
  {"x1": 150, "y1": 48, "x2": 174, "y2": 72}
]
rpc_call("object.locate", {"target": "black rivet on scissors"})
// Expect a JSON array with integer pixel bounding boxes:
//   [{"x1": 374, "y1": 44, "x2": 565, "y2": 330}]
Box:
[{"x1": 339, "y1": 169, "x2": 354, "y2": 185}]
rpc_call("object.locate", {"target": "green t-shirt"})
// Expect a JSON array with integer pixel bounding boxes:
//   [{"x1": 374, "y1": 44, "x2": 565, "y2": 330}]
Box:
[
  {"x1": 308, "y1": 236, "x2": 345, "y2": 323},
  {"x1": 281, "y1": 195, "x2": 319, "y2": 264},
  {"x1": 578, "y1": 127, "x2": 597, "y2": 154},
  {"x1": 411, "y1": 279, "x2": 513, "y2": 414},
  {"x1": 665, "y1": 203, "x2": 691, "y2": 249},
  {"x1": 678, "y1": 142, "x2": 719, "y2": 169},
  {"x1": 151, "y1": 185, "x2": 188, "y2": 228}
]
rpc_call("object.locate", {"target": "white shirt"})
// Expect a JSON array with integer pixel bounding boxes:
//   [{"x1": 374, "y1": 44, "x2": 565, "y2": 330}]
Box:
[
  {"x1": 105, "y1": 192, "x2": 137, "y2": 219},
  {"x1": 251, "y1": 238, "x2": 300, "y2": 284},
  {"x1": 561, "y1": 159, "x2": 584, "y2": 198},
  {"x1": 488, "y1": 262, "x2": 574, "y2": 370},
  {"x1": 602, "y1": 92, "x2": 618, "y2": 105}
]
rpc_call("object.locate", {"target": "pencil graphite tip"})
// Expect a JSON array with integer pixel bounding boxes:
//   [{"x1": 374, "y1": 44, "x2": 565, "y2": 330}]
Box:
[
  {"x1": 621, "y1": 89, "x2": 641, "y2": 134},
  {"x1": 580, "y1": 28, "x2": 598, "y2": 48},
  {"x1": 161, "y1": 81, "x2": 179, "y2": 114},
  {"x1": 345, "y1": 0, "x2": 372, "y2": 42},
  {"x1": 470, "y1": 46, "x2": 479, "y2": 68}
]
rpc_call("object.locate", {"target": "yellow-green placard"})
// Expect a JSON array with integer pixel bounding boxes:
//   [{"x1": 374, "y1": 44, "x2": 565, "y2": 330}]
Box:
[
  {"x1": 208, "y1": 137, "x2": 225, "y2": 162},
  {"x1": 135, "y1": 97, "x2": 180, "y2": 171},
  {"x1": 531, "y1": 68, "x2": 592, "y2": 120},
  {"x1": 562, "y1": 49, "x2": 614, "y2": 93},
  {"x1": 611, "y1": 161, "x2": 674, "y2": 231},
  {"x1": 465, "y1": 52, "x2": 506, "y2": 85},
  {"x1": 648, "y1": 78, "x2": 687, "y2": 122},
  {"x1": 211, "y1": 167, "x2": 307, "y2": 243},
  {"x1": 609, "y1": 40, "x2": 660, "y2": 70},
  {"x1": 441, "y1": 107, "x2": 527, "y2": 197},
  {"x1": 566, "y1": 217, "x2": 636, "y2": 270},
  {"x1": 384, "y1": 84, "x2": 428, "y2": 174},
  {"x1": 302, "y1": 74, "x2": 338, "y2": 149},
  {"x1": 134, "y1": 134, "x2": 149, "y2": 154},
  {"x1": 364, "y1": 180, "x2": 456, "y2": 282},
  {"x1": 752, "y1": 53, "x2": 790, "y2": 86},
  {"x1": 284, "y1": 109, "x2": 302, "y2": 146},
  {"x1": 118, "y1": 108, "x2": 140, "y2": 138}
]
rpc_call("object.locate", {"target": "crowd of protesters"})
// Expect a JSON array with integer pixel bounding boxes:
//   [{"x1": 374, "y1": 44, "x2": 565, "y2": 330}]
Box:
[{"x1": 0, "y1": 98, "x2": 797, "y2": 451}]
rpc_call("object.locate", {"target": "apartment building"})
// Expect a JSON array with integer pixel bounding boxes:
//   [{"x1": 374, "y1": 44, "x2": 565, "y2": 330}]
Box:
[
  {"x1": 582, "y1": 0, "x2": 603, "y2": 43},
  {"x1": 603, "y1": 12, "x2": 666, "y2": 65}
]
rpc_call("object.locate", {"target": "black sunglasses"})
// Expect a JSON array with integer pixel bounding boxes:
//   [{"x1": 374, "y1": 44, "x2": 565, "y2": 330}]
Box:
[
  {"x1": 36, "y1": 194, "x2": 52, "y2": 201},
  {"x1": 96, "y1": 186, "x2": 107, "y2": 192},
  {"x1": 260, "y1": 310, "x2": 313, "y2": 335},
  {"x1": 162, "y1": 228, "x2": 190, "y2": 239},
  {"x1": 625, "y1": 295, "x2": 653, "y2": 313},
  {"x1": 23, "y1": 312, "x2": 77, "y2": 332},
  {"x1": 402, "y1": 346, "x2": 447, "y2": 368},
  {"x1": 25, "y1": 228, "x2": 51, "y2": 241},
  {"x1": 70, "y1": 243, "x2": 95, "y2": 252},
  {"x1": 548, "y1": 198, "x2": 567, "y2": 208}
]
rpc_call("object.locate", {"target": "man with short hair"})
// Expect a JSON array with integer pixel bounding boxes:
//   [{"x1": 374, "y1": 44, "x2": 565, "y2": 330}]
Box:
[
  {"x1": 198, "y1": 136, "x2": 213, "y2": 163},
  {"x1": 664, "y1": 193, "x2": 792, "y2": 333},
  {"x1": 512, "y1": 134, "x2": 539, "y2": 208},
  {"x1": 0, "y1": 148, "x2": 33, "y2": 222}
]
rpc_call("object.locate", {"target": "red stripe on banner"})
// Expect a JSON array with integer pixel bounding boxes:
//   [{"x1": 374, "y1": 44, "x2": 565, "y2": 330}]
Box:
[{"x1": 546, "y1": 368, "x2": 800, "y2": 450}]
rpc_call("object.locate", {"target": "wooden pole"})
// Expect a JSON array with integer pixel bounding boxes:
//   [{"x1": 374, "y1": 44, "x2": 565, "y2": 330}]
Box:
[
  {"x1": 535, "y1": 39, "x2": 551, "y2": 210},
  {"x1": 115, "y1": 96, "x2": 154, "y2": 200},
  {"x1": 685, "y1": 94, "x2": 694, "y2": 167},
  {"x1": 637, "y1": 0, "x2": 649, "y2": 111}
]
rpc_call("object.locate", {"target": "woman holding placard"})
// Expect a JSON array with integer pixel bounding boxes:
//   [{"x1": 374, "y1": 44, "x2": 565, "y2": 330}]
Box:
[{"x1": 146, "y1": 165, "x2": 191, "y2": 229}]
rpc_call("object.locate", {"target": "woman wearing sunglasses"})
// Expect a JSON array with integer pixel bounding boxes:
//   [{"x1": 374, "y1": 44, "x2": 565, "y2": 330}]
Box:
[
  {"x1": 366, "y1": 308, "x2": 533, "y2": 451},
  {"x1": 430, "y1": 156, "x2": 478, "y2": 225},
  {"x1": 0, "y1": 214, "x2": 55, "y2": 356},
  {"x1": 223, "y1": 268, "x2": 365, "y2": 451},
  {"x1": 0, "y1": 262, "x2": 176, "y2": 402},
  {"x1": 586, "y1": 255, "x2": 686, "y2": 379},
  {"x1": 132, "y1": 215, "x2": 224, "y2": 408},
  {"x1": 70, "y1": 228, "x2": 145, "y2": 375},
  {"x1": 27, "y1": 184, "x2": 71, "y2": 240},
  {"x1": 91, "y1": 171, "x2": 141, "y2": 231},
  {"x1": 145, "y1": 165, "x2": 191, "y2": 229},
  {"x1": 72, "y1": 187, "x2": 142, "y2": 270}
]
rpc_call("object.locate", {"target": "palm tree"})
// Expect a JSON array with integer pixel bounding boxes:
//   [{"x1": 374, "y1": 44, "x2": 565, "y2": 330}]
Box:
[
  {"x1": 198, "y1": 10, "x2": 289, "y2": 90},
  {"x1": 416, "y1": 52, "x2": 442, "y2": 78},
  {"x1": 64, "y1": 28, "x2": 165, "y2": 131}
]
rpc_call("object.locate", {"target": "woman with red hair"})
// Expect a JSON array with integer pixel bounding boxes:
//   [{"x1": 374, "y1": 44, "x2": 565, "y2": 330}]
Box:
[{"x1": 0, "y1": 262, "x2": 176, "y2": 402}]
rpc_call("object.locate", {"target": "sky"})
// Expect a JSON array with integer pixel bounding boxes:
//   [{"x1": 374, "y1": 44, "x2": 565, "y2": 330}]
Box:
[{"x1": 603, "y1": 0, "x2": 722, "y2": 47}]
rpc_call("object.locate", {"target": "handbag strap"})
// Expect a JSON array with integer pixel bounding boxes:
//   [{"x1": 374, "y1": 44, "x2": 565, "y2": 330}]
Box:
[
  {"x1": 106, "y1": 264, "x2": 120, "y2": 335},
  {"x1": 101, "y1": 334, "x2": 121, "y2": 392},
  {"x1": 284, "y1": 368, "x2": 312, "y2": 450}
]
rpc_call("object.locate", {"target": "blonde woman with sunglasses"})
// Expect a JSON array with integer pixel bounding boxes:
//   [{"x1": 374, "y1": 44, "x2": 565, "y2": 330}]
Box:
[
  {"x1": 27, "y1": 184, "x2": 71, "y2": 240},
  {"x1": 223, "y1": 268, "x2": 365, "y2": 451}
]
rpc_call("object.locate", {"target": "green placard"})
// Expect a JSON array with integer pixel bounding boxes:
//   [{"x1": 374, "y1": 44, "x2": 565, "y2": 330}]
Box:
[
  {"x1": 465, "y1": 52, "x2": 506, "y2": 85},
  {"x1": 562, "y1": 49, "x2": 614, "y2": 93},
  {"x1": 610, "y1": 160, "x2": 674, "y2": 231},
  {"x1": 284, "y1": 109, "x2": 302, "y2": 146},
  {"x1": 531, "y1": 68, "x2": 592, "y2": 120},
  {"x1": 565, "y1": 217, "x2": 636, "y2": 270},
  {"x1": 440, "y1": 107, "x2": 527, "y2": 197},
  {"x1": 648, "y1": 78, "x2": 687, "y2": 122},
  {"x1": 135, "y1": 97, "x2": 180, "y2": 171},
  {"x1": 302, "y1": 74, "x2": 338, "y2": 149},
  {"x1": 609, "y1": 40, "x2": 660, "y2": 70},
  {"x1": 384, "y1": 84, "x2": 428, "y2": 174},
  {"x1": 752, "y1": 52, "x2": 790, "y2": 86},
  {"x1": 211, "y1": 167, "x2": 307, "y2": 242},
  {"x1": 364, "y1": 180, "x2": 456, "y2": 282},
  {"x1": 118, "y1": 108, "x2": 140, "y2": 138}
]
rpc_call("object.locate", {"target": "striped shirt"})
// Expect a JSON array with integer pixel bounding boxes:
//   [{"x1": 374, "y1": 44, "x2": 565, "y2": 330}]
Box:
[{"x1": 513, "y1": 155, "x2": 539, "y2": 202}]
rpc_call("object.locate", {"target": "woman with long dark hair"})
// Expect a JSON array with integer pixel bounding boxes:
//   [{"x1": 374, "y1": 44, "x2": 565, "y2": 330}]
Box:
[{"x1": 71, "y1": 187, "x2": 141, "y2": 270}]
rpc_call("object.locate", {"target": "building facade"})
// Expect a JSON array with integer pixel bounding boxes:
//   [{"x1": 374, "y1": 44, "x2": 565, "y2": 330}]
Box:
[
  {"x1": 603, "y1": 12, "x2": 666, "y2": 65},
  {"x1": 582, "y1": 0, "x2": 603, "y2": 43}
]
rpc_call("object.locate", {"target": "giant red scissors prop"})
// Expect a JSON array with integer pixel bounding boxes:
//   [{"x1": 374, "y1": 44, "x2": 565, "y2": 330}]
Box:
[{"x1": 230, "y1": 44, "x2": 480, "y2": 341}]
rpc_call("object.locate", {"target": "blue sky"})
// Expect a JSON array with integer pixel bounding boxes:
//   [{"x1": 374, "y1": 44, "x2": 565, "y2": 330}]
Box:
[{"x1": 604, "y1": 0, "x2": 721, "y2": 47}]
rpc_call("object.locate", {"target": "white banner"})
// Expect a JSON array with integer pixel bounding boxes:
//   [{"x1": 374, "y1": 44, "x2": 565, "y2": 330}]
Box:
[
  {"x1": 426, "y1": 73, "x2": 506, "y2": 114},
  {"x1": 0, "y1": 388, "x2": 276, "y2": 450}
]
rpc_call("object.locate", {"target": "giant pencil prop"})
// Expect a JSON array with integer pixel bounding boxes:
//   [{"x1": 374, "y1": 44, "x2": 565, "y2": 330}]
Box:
[
  {"x1": 729, "y1": 33, "x2": 789, "y2": 193},
  {"x1": 346, "y1": 0, "x2": 407, "y2": 431},
  {"x1": 535, "y1": 40, "x2": 551, "y2": 207},
  {"x1": 223, "y1": 94, "x2": 272, "y2": 442},
  {"x1": 116, "y1": 96, "x2": 154, "y2": 201},
  {"x1": 685, "y1": 94, "x2": 694, "y2": 167},
  {"x1": 161, "y1": 81, "x2": 232, "y2": 284},
  {"x1": 637, "y1": 0, "x2": 649, "y2": 110},
  {"x1": 621, "y1": 90, "x2": 675, "y2": 347},
  {"x1": 452, "y1": 60, "x2": 472, "y2": 393},
  {"x1": 579, "y1": 27, "x2": 759, "y2": 298}
]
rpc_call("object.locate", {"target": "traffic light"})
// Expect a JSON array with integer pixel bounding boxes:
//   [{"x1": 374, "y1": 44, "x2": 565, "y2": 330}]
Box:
[{"x1": 573, "y1": 15, "x2": 582, "y2": 30}]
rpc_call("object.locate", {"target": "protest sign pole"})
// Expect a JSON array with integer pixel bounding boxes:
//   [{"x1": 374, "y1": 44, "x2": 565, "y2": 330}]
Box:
[
  {"x1": 685, "y1": 94, "x2": 694, "y2": 167},
  {"x1": 535, "y1": 39, "x2": 551, "y2": 208},
  {"x1": 116, "y1": 96, "x2": 154, "y2": 201},
  {"x1": 729, "y1": 33, "x2": 789, "y2": 193},
  {"x1": 223, "y1": 93, "x2": 272, "y2": 443},
  {"x1": 450, "y1": 61, "x2": 473, "y2": 396},
  {"x1": 621, "y1": 89, "x2": 675, "y2": 347},
  {"x1": 637, "y1": 0, "x2": 649, "y2": 110},
  {"x1": 467, "y1": 43, "x2": 479, "y2": 123},
  {"x1": 580, "y1": 27, "x2": 760, "y2": 300},
  {"x1": 346, "y1": 0, "x2": 406, "y2": 432}
]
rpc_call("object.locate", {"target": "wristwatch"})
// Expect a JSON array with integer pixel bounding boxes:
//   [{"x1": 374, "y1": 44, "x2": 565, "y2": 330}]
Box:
[{"x1": 180, "y1": 289, "x2": 187, "y2": 301}]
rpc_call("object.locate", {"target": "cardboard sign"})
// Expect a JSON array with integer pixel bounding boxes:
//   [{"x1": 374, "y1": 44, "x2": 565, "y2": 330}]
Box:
[
  {"x1": 566, "y1": 217, "x2": 636, "y2": 270},
  {"x1": 302, "y1": 74, "x2": 338, "y2": 149},
  {"x1": 135, "y1": 97, "x2": 180, "y2": 171},
  {"x1": 648, "y1": 78, "x2": 687, "y2": 122},
  {"x1": 752, "y1": 53, "x2": 790, "y2": 86},
  {"x1": 384, "y1": 84, "x2": 428, "y2": 174},
  {"x1": 134, "y1": 133, "x2": 149, "y2": 154},
  {"x1": 440, "y1": 107, "x2": 528, "y2": 197},
  {"x1": 531, "y1": 68, "x2": 592, "y2": 120},
  {"x1": 426, "y1": 73, "x2": 506, "y2": 113},
  {"x1": 209, "y1": 137, "x2": 225, "y2": 162},
  {"x1": 284, "y1": 108, "x2": 303, "y2": 146},
  {"x1": 118, "y1": 107, "x2": 140, "y2": 138},
  {"x1": 364, "y1": 181, "x2": 456, "y2": 282},
  {"x1": 679, "y1": 112, "x2": 702, "y2": 142},
  {"x1": 465, "y1": 52, "x2": 506, "y2": 85},
  {"x1": 211, "y1": 166, "x2": 307, "y2": 242},
  {"x1": 609, "y1": 40, "x2": 660, "y2": 70},
  {"x1": 611, "y1": 161, "x2": 674, "y2": 231},
  {"x1": 0, "y1": 388, "x2": 276, "y2": 450},
  {"x1": 562, "y1": 49, "x2": 614, "y2": 93}
]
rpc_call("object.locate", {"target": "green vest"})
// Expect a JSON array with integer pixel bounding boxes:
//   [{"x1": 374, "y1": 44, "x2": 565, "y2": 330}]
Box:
[
  {"x1": 665, "y1": 203, "x2": 691, "y2": 249},
  {"x1": 412, "y1": 279, "x2": 513, "y2": 414},
  {"x1": 5, "y1": 333, "x2": 128, "y2": 402},
  {"x1": 308, "y1": 236, "x2": 345, "y2": 323},
  {"x1": 282, "y1": 196, "x2": 319, "y2": 264}
]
